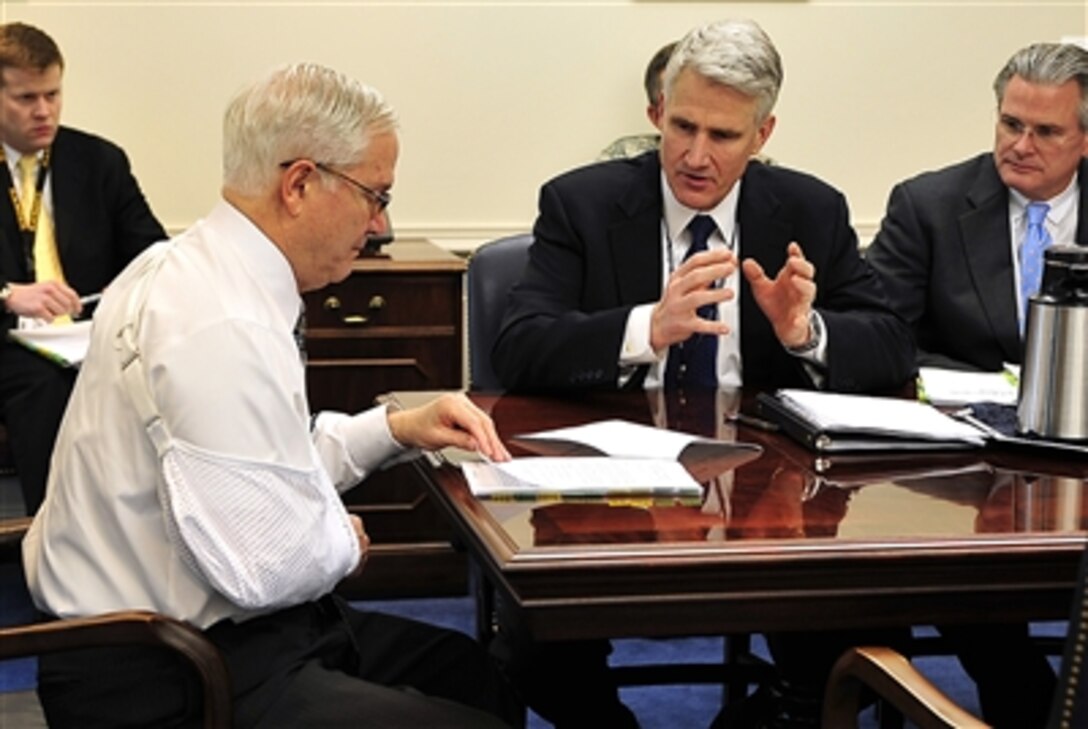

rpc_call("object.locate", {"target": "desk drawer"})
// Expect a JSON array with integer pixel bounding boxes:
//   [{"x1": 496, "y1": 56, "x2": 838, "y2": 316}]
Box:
[
  {"x1": 305, "y1": 338, "x2": 460, "y2": 413},
  {"x1": 305, "y1": 272, "x2": 460, "y2": 330}
]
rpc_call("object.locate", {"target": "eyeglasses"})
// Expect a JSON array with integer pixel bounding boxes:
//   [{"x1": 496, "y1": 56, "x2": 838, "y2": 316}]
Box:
[
  {"x1": 279, "y1": 159, "x2": 391, "y2": 212},
  {"x1": 997, "y1": 115, "x2": 1081, "y2": 151}
]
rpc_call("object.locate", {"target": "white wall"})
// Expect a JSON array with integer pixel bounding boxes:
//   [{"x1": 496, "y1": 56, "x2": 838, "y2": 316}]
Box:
[{"x1": 3, "y1": 1, "x2": 1085, "y2": 250}]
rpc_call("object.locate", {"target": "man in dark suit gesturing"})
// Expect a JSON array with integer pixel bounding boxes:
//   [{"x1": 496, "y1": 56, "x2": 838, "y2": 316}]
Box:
[
  {"x1": 491, "y1": 18, "x2": 916, "y2": 729},
  {"x1": 493, "y1": 22, "x2": 913, "y2": 398},
  {"x1": 0, "y1": 23, "x2": 165, "y2": 514}
]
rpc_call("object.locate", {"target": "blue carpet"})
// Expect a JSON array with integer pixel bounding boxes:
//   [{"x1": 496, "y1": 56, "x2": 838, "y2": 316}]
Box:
[
  {"x1": 0, "y1": 562, "x2": 37, "y2": 693},
  {"x1": 351, "y1": 596, "x2": 1042, "y2": 729},
  {"x1": 1, "y1": 580, "x2": 1065, "y2": 728}
]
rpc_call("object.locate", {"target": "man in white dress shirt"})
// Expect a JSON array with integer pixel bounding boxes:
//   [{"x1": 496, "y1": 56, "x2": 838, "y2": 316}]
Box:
[{"x1": 23, "y1": 62, "x2": 519, "y2": 729}]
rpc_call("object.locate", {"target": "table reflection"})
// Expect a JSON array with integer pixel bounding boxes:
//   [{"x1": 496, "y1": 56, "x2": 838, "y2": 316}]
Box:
[{"x1": 480, "y1": 389, "x2": 1088, "y2": 550}]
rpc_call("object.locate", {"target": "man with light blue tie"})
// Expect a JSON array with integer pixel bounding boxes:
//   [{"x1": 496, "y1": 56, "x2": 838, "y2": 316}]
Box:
[
  {"x1": 867, "y1": 41, "x2": 1088, "y2": 728},
  {"x1": 867, "y1": 42, "x2": 1088, "y2": 372}
]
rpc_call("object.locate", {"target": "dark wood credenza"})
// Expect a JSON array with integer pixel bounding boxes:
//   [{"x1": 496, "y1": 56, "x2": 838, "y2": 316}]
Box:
[{"x1": 302, "y1": 239, "x2": 467, "y2": 598}]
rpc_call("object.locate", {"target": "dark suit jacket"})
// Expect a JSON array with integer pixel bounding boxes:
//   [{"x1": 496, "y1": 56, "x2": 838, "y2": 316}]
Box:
[
  {"x1": 493, "y1": 153, "x2": 915, "y2": 393},
  {"x1": 866, "y1": 153, "x2": 1088, "y2": 371},
  {"x1": 0, "y1": 126, "x2": 166, "y2": 324}
]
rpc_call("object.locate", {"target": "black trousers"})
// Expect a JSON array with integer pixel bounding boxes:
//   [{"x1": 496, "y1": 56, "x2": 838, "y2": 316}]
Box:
[
  {"x1": 765, "y1": 623, "x2": 1055, "y2": 728},
  {"x1": 936, "y1": 622, "x2": 1056, "y2": 729},
  {"x1": 489, "y1": 592, "x2": 640, "y2": 729},
  {"x1": 38, "y1": 595, "x2": 522, "y2": 729},
  {"x1": 0, "y1": 341, "x2": 76, "y2": 514}
]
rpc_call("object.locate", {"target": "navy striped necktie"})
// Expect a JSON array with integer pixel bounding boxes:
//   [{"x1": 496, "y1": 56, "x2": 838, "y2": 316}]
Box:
[{"x1": 664, "y1": 215, "x2": 719, "y2": 389}]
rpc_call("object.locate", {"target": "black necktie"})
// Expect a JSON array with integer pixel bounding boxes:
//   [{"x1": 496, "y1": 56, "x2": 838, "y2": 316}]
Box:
[
  {"x1": 293, "y1": 306, "x2": 308, "y2": 365},
  {"x1": 664, "y1": 215, "x2": 719, "y2": 389}
]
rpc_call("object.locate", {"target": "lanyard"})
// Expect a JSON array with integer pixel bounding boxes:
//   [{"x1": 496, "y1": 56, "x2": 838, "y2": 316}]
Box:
[{"x1": 0, "y1": 147, "x2": 51, "y2": 278}]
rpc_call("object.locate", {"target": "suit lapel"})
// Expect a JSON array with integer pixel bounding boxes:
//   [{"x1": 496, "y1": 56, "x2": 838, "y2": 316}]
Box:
[
  {"x1": 0, "y1": 152, "x2": 25, "y2": 280},
  {"x1": 48, "y1": 129, "x2": 81, "y2": 264},
  {"x1": 610, "y1": 156, "x2": 665, "y2": 305},
  {"x1": 960, "y1": 159, "x2": 1020, "y2": 361},
  {"x1": 736, "y1": 167, "x2": 791, "y2": 356}
]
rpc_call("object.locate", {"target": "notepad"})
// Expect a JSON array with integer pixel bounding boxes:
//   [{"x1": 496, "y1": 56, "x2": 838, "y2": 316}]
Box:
[
  {"x1": 8, "y1": 320, "x2": 92, "y2": 367},
  {"x1": 918, "y1": 366, "x2": 1019, "y2": 407},
  {"x1": 462, "y1": 457, "x2": 704, "y2": 500}
]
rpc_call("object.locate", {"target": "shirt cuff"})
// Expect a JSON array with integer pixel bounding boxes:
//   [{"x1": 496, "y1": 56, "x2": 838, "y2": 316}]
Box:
[
  {"x1": 621, "y1": 304, "x2": 663, "y2": 364},
  {"x1": 323, "y1": 404, "x2": 407, "y2": 473}
]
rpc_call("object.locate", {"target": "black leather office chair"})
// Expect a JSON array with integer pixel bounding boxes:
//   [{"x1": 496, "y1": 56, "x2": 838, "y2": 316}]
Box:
[
  {"x1": 822, "y1": 546, "x2": 1087, "y2": 729},
  {"x1": 0, "y1": 517, "x2": 233, "y2": 729},
  {"x1": 466, "y1": 233, "x2": 533, "y2": 391}
]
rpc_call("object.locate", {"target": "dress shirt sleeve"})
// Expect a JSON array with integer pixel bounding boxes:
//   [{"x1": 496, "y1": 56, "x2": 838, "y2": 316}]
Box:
[
  {"x1": 146, "y1": 315, "x2": 360, "y2": 610},
  {"x1": 312, "y1": 405, "x2": 410, "y2": 493},
  {"x1": 620, "y1": 303, "x2": 660, "y2": 364}
]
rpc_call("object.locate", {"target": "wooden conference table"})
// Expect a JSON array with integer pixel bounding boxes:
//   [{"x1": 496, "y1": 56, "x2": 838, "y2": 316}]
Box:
[{"x1": 390, "y1": 388, "x2": 1088, "y2": 645}]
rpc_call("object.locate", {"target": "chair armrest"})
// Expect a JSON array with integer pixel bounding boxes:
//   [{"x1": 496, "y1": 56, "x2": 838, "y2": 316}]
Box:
[
  {"x1": 822, "y1": 646, "x2": 990, "y2": 729},
  {"x1": 0, "y1": 610, "x2": 232, "y2": 729}
]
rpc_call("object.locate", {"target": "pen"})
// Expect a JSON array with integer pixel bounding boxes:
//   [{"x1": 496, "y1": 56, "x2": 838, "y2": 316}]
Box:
[
  {"x1": 78, "y1": 293, "x2": 102, "y2": 306},
  {"x1": 728, "y1": 412, "x2": 780, "y2": 432}
]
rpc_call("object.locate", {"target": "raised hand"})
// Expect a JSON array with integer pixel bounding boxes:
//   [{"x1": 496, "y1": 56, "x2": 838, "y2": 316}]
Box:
[
  {"x1": 741, "y1": 242, "x2": 816, "y2": 349},
  {"x1": 650, "y1": 248, "x2": 735, "y2": 352}
]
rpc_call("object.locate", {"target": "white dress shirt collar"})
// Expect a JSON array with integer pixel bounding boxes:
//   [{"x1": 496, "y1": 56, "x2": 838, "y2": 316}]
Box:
[
  {"x1": 1008, "y1": 175, "x2": 1078, "y2": 233},
  {"x1": 660, "y1": 173, "x2": 741, "y2": 251},
  {"x1": 210, "y1": 199, "x2": 305, "y2": 330}
]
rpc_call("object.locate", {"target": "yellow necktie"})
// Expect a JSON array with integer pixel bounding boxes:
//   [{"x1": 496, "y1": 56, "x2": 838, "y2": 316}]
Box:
[{"x1": 18, "y1": 154, "x2": 69, "y2": 325}]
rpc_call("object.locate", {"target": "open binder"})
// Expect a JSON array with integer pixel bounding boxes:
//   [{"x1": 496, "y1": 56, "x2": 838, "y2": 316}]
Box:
[{"x1": 756, "y1": 389, "x2": 986, "y2": 453}]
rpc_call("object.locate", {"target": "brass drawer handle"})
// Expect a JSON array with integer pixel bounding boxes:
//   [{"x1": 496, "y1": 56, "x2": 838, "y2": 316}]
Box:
[{"x1": 321, "y1": 295, "x2": 385, "y2": 326}]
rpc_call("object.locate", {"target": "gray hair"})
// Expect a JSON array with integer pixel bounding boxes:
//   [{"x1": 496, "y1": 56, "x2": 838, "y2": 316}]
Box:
[
  {"x1": 223, "y1": 62, "x2": 398, "y2": 195},
  {"x1": 994, "y1": 42, "x2": 1088, "y2": 130},
  {"x1": 662, "y1": 19, "x2": 783, "y2": 123}
]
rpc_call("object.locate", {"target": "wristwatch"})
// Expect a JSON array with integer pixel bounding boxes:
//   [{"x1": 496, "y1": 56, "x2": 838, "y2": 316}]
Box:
[
  {"x1": 0, "y1": 282, "x2": 11, "y2": 312},
  {"x1": 785, "y1": 310, "x2": 824, "y2": 355}
]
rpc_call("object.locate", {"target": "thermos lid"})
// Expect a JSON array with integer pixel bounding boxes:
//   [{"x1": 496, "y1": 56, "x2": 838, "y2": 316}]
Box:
[{"x1": 1040, "y1": 244, "x2": 1088, "y2": 303}]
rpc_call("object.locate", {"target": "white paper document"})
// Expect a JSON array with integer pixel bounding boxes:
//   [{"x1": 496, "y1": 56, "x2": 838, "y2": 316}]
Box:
[
  {"x1": 918, "y1": 366, "x2": 1019, "y2": 407},
  {"x1": 8, "y1": 320, "x2": 92, "y2": 367},
  {"x1": 513, "y1": 419, "x2": 715, "y2": 460},
  {"x1": 462, "y1": 457, "x2": 703, "y2": 499}
]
